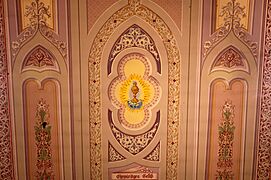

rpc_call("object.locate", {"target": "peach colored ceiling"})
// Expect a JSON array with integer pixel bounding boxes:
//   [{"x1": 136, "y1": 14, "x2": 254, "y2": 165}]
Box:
[
  {"x1": 87, "y1": 0, "x2": 118, "y2": 31},
  {"x1": 152, "y1": 0, "x2": 182, "y2": 30},
  {"x1": 87, "y1": 0, "x2": 182, "y2": 32}
]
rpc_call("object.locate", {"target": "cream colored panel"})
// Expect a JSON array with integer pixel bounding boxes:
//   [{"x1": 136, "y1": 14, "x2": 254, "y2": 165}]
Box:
[
  {"x1": 19, "y1": 0, "x2": 55, "y2": 30},
  {"x1": 215, "y1": 0, "x2": 250, "y2": 30}
]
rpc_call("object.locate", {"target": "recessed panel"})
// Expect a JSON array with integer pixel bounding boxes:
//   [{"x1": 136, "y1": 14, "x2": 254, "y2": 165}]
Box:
[
  {"x1": 208, "y1": 80, "x2": 244, "y2": 179},
  {"x1": 24, "y1": 80, "x2": 61, "y2": 179}
]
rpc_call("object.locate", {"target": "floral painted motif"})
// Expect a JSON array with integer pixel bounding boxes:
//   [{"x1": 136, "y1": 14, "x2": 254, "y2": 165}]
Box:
[
  {"x1": 23, "y1": 45, "x2": 56, "y2": 70},
  {"x1": 219, "y1": 0, "x2": 246, "y2": 30},
  {"x1": 35, "y1": 99, "x2": 54, "y2": 179},
  {"x1": 216, "y1": 101, "x2": 235, "y2": 180},
  {"x1": 25, "y1": 0, "x2": 51, "y2": 28},
  {"x1": 214, "y1": 47, "x2": 244, "y2": 68}
]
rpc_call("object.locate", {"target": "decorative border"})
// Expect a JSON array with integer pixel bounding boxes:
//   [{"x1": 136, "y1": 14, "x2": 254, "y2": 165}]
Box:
[
  {"x1": 0, "y1": 0, "x2": 14, "y2": 178},
  {"x1": 143, "y1": 142, "x2": 160, "y2": 162},
  {"x1": 39, "y1": 26, "x2": 67, "y2": 58},
  {"x1": 88, "y1": 0, "x2": 181, "y2": 179},
  {"x1": 256, "y1": 1, "x2": 271, "y2": 178},
  {"x1": 109, "y1": 110, "x2": 160, "y2": 155},
  {"x1": 11, "y1": 27, "x2": 36, "y2": 58},
  {"x1": 11, "y1": 27, "x2": 67, "y2": 60},
  {"x1": 108, "y1": 142, "x2": 126, "y2": 162},
  {"x1": 108, "y1": 24, "x2": 161, "y2": 75}
]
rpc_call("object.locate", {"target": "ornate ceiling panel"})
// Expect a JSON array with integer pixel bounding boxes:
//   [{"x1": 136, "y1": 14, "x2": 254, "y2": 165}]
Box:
[
  {"x1": 88, "y1": 1, "x2": 181, "y2": 179},
  {"x1": 1, "y1": 0, "x2": 269, "y2": 179}
]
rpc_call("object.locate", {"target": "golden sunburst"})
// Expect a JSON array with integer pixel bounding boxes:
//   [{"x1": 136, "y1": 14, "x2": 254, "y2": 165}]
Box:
[{"x1": 119, "y1": 74, "x2": 152, "y2": 110}]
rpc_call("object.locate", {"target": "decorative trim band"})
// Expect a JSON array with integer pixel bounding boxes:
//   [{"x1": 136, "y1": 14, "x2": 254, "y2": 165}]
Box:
[
  {"x1": 0, "y1": 0, "x2": 14, "y2": 178},
  {"x1": 256, "y1": 1, "x2": 271, "y2": 178}
]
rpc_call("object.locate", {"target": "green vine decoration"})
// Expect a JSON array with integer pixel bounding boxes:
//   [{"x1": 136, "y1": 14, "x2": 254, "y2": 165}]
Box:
[
  {"x1": 35, "y1": 98, "x2": 54, "y2": 180},
  {"x1": 216, "y1": 101, "x2": 235, "y2": 180}
]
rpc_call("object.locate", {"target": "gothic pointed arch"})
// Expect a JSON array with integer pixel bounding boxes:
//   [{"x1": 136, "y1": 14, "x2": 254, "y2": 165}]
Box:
[
  {"x1": 12, "y1": 16, "x2": 70, "y2": 179},
  {"x1": 22, "y1": 45, "x2": 59, "y2": 72},
  {"x1": 108, "y1": 24, "x2": 161, "y2": 74},
  {"x1": 211, "y1": 45, "x2": 248, "y2": 73},
  {"x1": 203, "y1": 0, "x2": 257, "y2": 60},
  {"x1": 198, "y1": 10, "x2": 259, "y2": 178}
]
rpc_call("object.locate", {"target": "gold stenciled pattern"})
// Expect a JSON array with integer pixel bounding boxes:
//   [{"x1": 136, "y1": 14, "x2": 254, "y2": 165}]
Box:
[
  {"x1": 108, "y1": 24, "x2": 161, "y2": 74},
  {"x1": 143, "y1": 142, "x2": 160, "y2": 161},
  {"x1": 109, "y1": 113, "x2": 160, "y2": 155},
  {"x1": 20, "y1": 0, "x2": 54, "y2": 30},
  {"x1": 215, "y1": 0, "x2": 250, "y2": 30}
]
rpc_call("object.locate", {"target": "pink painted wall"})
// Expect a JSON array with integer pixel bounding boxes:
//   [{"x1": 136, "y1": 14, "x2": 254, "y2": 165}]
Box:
[
  {"x1": 208, "y1": 80, "x2": 244, "y2": 179},
  {"x1": 24, "y1": 80, "x2": 60, "y2": 179}
]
